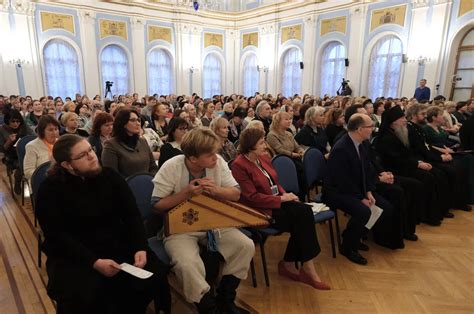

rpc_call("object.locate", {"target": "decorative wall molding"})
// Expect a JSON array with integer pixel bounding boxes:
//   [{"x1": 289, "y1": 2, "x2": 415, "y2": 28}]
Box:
[
  {"x1": 11, "y1": 0, "x2": 35, "y2": 14},
  {"x1": 130, "y1": 17, "x2": 144, "y2": 29},
  {"x1": 78, "y1": 10, "x2": 96, "y2": 25},
  {"x1": 259, "y1": 23, "x2": 277, "y2": 35},
  {"x1": 178, "y1": 24, "x2": 203, "y2": 35},
  {"x1": 412, "y1": 0, "x2": 430, "y2": 9}
]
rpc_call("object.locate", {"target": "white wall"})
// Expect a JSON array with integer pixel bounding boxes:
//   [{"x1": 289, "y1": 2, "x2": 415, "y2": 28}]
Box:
[{"x1": 0, "y1": 0, "x2": 472, "y2": 99}]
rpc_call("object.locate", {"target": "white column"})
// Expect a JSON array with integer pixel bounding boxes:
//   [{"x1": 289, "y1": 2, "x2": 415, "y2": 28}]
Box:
[
  {"x1": 225, "y1": 29, "x2": 237, "y2": 95},
  {"x1": 302, "y1": 15, "x2": 316, "y2": 95},
  {"x1": 0, "y1": 5, "x2": 17, "y2": 95},
  {"x1": 258, "y1": 23, "x2": 277, "y2": 95},
  {"x1": 78, "y1": 10, "x2": 100, "y2": 97},
  {"x1": 130, "y1": 17, "x2": 146, "y2": 96},
  {"x1": 346, "y1": 4, "x2": 367, "y2": 96}
]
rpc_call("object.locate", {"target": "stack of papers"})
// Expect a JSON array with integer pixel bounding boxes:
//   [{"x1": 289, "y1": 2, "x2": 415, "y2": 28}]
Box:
[{"x1": 306, "y1": 202, "x2": 330, "y2": 214}]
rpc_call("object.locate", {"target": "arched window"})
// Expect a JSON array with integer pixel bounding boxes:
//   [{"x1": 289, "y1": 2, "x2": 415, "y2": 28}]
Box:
[
  {"x1": 100, "y1": 45, "x2": 129, "y2": 96},
  {"x1": 451, "y1": 28, "x2": 474, "y2": 101},
  {"x1": 203, "y1": 53, "x2": 222, "y2": 98},
  {"x1": 320, "y1": 42, "x2": 346, "y2": 97},
  {"x1": 43, "y1": 39, "x2": 82, "y2": 99},
  {"x1": 242, "y1": 54, "x2": 259, "y2": 96},
  {"x1": 148, "y1": 48, "x2": 173, "y2": 95},
  {"x1": 367, "y1": 35, "x2": 403, "y2": 99},
  {"x1": 281, "y1": 47, "x2": 302, "y2": 97}
]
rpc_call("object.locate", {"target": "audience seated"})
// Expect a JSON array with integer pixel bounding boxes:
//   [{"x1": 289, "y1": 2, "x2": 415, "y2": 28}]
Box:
[
  {"x1": 210, "y1": 117, "x2": 237, "y2": 162},
  {"x1": 0, "y1": 110, "x2": 34, "y2": 193},
  {"x1": 324, "y1": 108, "x2": 344, "y2": 147},
  {"x1": 267, "y1": 112, "x2": 307, "y2": 200},
  {"x1": 152, "y1": 128, "x2": 254, "y2": 313},
  {"x1": 25, "y1": 100, "x2": 44, "y2": 131},
  {"x1": 87, "y1": 112, "x2": 113, "y2": 160},
  {"x1": 158, "y1": 117, "x2": 188, "y2": 167},
  {"x1": 227, "y1": 107, "x2": 247, "y2": 143},
  {"x1": 323, "y1": 113, "x2": 396, "y2": 265},
  {"x1": 60, "y1": 112, "x2": 89, "y2": 137},
  {"x1": 295, "y1": 106, "x2": 329, "y2": 156},
  {"x1": 102, "y1": 108, "x2": 158, "y2": 177},
  {"x1": 36, "y1": 135, "x2": 170, "y2": 314},
  {"x1": 253, "y1": 100, "x2": 272, "y2": 134},
  {"x1": 23, "y1": 115, "x2": 60, "y2": 181},
  {"x1": 201, "y1": 100, "x2": 215, "y2": 127},
  {"x1": 232, "y1": 128, "x2": 330, "y2": 290}
]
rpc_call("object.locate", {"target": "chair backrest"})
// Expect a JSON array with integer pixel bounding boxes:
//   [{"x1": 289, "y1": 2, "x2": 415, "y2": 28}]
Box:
[
  {"x1": 16, "y1": 135, "x2": 37, "y2": 173},
  {"x1": 303, "y1": 148, "x2": 326, "y2": 186},
  {"x1": 126, "y1": 173, "x2": 164, "y2": 236},
  {"x1": 271, "y1": 154, "x2": 299, "y2": 194},
  {"x1": 126, "y1": 173, "x2": 155, "y2": 220},
  {"x1": 31, "y1": 161, "x2": 51, "y2": 204}
]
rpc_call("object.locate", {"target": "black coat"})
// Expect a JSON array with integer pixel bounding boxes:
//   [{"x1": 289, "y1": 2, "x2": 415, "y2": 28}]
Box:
[
  {"x1": 294, "y1": 125, "x2": 328, "y2": 154},
  {"x1": 407, "y1": 121, "x2": 442, "y2": 162},
  {"x1": 460, "y1": 115, "x2": 474, "y2": 150},
  {"x1": 375, "y1": 129, "x2": 418, "y2": 176},
  {"x1": 323, "y1": 133, "x2": 376, "y2": 200}
]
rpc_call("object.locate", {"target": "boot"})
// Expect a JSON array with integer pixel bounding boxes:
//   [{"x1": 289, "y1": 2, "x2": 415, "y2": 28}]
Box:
[
  {"x1": 195, "y1": 292, "x2": 220, "y2": 314},
  {"x1": 216, "y1": 275, "x2": 249, "y2": 314}
]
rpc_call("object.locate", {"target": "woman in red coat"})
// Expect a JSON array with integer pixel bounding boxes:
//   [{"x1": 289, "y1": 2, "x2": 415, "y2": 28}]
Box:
[{"x1": 231, "y1": 128, "x2": 330, "y2": 290}]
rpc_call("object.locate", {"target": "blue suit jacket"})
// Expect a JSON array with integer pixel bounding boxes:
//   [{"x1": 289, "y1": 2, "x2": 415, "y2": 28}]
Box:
[{"x1": 323, "y1": 133, "x2": 376, "y2": 200}]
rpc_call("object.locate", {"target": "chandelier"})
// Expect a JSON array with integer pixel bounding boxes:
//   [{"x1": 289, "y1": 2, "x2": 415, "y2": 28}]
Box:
[{"x1": 175, "y1": 0, "x2": 220, "y2": 12}]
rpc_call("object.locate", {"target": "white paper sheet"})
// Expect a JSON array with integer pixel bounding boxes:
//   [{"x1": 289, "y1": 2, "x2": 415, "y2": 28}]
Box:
[
  {"x1": 119, "y1": 263, "x2": 153, "y2": 279},
  {"x1": 365, "y1": 204, "x2": 383, "y2": 230},
  {"x1": 306, "y1": 202, "x2": 330, "y2": 214}
]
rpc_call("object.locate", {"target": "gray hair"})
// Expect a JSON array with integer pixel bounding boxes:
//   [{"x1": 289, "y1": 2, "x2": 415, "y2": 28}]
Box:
[{"x1": 304, "y1": 106, "x2": 325, "y2": 126}]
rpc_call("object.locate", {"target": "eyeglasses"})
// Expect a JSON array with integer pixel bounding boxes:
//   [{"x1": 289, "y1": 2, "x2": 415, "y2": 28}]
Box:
[
  {"x1": 177, "y1": 126, "x2": 189, "y2": 131},
  {"x1": 129, "y1": 118, "x2": 141, "y2": 123},
  {"x1": 70, "y1": 146, "x2": 95, "y2": 161}
]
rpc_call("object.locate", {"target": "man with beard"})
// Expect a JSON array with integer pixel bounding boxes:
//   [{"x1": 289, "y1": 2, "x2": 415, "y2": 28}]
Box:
[
  {"x1": 375, "y1": 106, "x2": 450, "y2": 226},
  {"x1": 323, "y1": 113, "x2": 395, "y2": 265},
  {"x1": 407, "y1": 104, "x2": 471, "y2": 211},
  {"x1": 36, "y1": 135, "x2": 170, "y2": 314}
]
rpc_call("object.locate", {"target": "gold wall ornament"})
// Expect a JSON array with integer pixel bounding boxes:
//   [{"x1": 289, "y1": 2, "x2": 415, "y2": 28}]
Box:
[
  {"x1": 40, "y1": 11, "x2": 75, "y2": 34},
  {"x1": 99, "y1": 19, "x2": 128, "y2": 40},
  {"x1": 242, "y1": 32, "x2": 258, "y2": 48},
  {"x1": 204, "y1": 32, "x2": 223, "y2": 49},
  {"x1": 320, "y1": 16, "x2": 347, "y2": 36},
  {"x1": 458, "y1": 0, "x2": 473, "y2": 17},
  {"x1": 370, "y1": 5, "x2": 407, "y2": 32},
  {"x1": 148, "y1": 25, "x2": 172, "y2": 43},
  {"x1": 281, "y1": 24, "x2": 302, "y2": 44}
]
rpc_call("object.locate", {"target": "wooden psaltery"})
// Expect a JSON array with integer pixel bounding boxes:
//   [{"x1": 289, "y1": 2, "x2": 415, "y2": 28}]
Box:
[{"x1": 165, "y1": 193, "x2": 270, "y2": 236}]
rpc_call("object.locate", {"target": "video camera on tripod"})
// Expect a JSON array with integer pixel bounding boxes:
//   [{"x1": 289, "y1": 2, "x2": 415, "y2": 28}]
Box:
[
  {"x1": 336, "y1": 78, "x2": 352, "y2": 96},
  {"x1": 104, "y1": 81, "x2": 114, "y2": 98}
]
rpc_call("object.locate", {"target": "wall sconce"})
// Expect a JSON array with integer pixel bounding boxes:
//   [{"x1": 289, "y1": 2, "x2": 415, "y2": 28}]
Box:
[
  {"x1": 9, "y1": 58, "x2": 29, "y2": 68},
  {"x1": 409, "y1": 55, "x2": 430, "y2": 66},
  {"x1": 257, "y1": 65, "x2": 269, "y2": 73},
  {"x1": 189, "y1": 66, "x2": 198, "y2": 73}
]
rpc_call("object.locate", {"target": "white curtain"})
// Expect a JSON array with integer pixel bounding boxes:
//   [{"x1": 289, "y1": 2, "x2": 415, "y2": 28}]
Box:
[
  {"x1": 242, "y1": 54, "x2": 259, "y2": 96},
  {"x1": 281, "y1": 48, "x2": 302, "y2": 97},
  {"x1": 320, "y1": 42, "x2": 346, "y2": 97},
  {"x1": 367, "y1": 36, "x2": 403, "y2": 99},
  {"x1": 148, "y1": 48, "x2": 173, "y2": 95},
  {"x1": 101, "y1": 45, "x2": 129, "y2": 96},
  {"x1": 203, "y1": 53, "x2": 222, "y2": 98},
  {"x1": 43, "y1": 39, "x2": 82, "y2": 99}
]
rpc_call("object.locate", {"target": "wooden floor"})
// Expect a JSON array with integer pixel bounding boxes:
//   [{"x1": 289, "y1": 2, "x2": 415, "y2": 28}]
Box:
[{"x1": 1, "y1": 165, "x2": 473, "y2": 314}]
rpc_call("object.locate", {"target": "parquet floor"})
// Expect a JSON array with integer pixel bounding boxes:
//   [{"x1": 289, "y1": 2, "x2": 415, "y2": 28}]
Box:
[{"x1": 0, "y1": 165, "x2": 473, "y2": 314}]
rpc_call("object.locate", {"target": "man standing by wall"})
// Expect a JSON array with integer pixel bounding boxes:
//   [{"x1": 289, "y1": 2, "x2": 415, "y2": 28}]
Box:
[{"x1": 414, "y1": 79, "x2": 431, "y2": 103}]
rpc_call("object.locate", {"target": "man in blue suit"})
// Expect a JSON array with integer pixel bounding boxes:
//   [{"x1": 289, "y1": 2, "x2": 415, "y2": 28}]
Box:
[
  {"x1": 414, "y1": 79, "x2": 431, "y2": 103},
  {"x1": 323, "y1": 113, "x2": 393, "y2": 265}
]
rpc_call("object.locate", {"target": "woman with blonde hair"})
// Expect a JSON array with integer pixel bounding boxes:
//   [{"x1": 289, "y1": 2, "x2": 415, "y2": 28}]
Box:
[
  {"x1": 267, "y1": 112, "x2": 307, "y2": 200},
  {"x1": 295, "y1": 106, "x2": 329, "y2": 155},
  {"x1": 60, "y1": 112, "x2": 89, "y2": 137},
  {"x1": 210, "y1": 117, "x2": 237, "y2": 162}
]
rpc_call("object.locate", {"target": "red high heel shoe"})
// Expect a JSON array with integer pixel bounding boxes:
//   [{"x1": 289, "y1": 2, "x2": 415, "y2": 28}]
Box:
[
  {"x1": 298, "y1": 268, "x2": 331, "y2": 290},
  {"x1": 278, "y1": 261, "x2": 300, "y2": 281}
]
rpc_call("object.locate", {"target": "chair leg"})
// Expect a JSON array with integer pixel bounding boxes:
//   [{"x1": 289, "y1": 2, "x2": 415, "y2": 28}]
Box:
[
  {"x1": 258, "y1": 236, "x2": 270, "y2": 287},
  {"x1": 250, "y1": 259, "x2": 257, "y2": 288},
  {"x1": 328, "y1": 219, "x2": 336, "y2": 258}
]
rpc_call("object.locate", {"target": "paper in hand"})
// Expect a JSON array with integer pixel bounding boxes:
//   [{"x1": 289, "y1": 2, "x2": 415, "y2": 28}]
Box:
[
  {"x1": 365, "y1": 204, "x2": 383, "y2": 230},
  {"x1": 306, "y1": 202, "x2": 330, "y2": 214},
  {"x1": 120, "y1": 263, "x2": 153, "y2": 279}
]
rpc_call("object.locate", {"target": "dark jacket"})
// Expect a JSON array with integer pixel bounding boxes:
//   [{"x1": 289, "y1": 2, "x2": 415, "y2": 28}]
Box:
[
  {"x1": 407, "y1": 121, "x2": 442, "y2": 162},
  {"x1": 253, "y1": 116, "x2": 272, "y2": 135},
  {"x1": 375, "y1": 128, "x2": 419, "y2": 176},
  {"x1": 295, "y1": 125, "x2": 328, "y2": 154},
  {"x1": 88, "y1": 135, "x2": 104, "y2": 160},
  {"x1": 459, "y1": 115, "x2": 474, "y2": 150},
  {"x1": 323, "y1": 133, "x2": 376, "y2": 200},
  {"x1": 325, "y1": 124, "x2": 344, "y2": 147}
]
